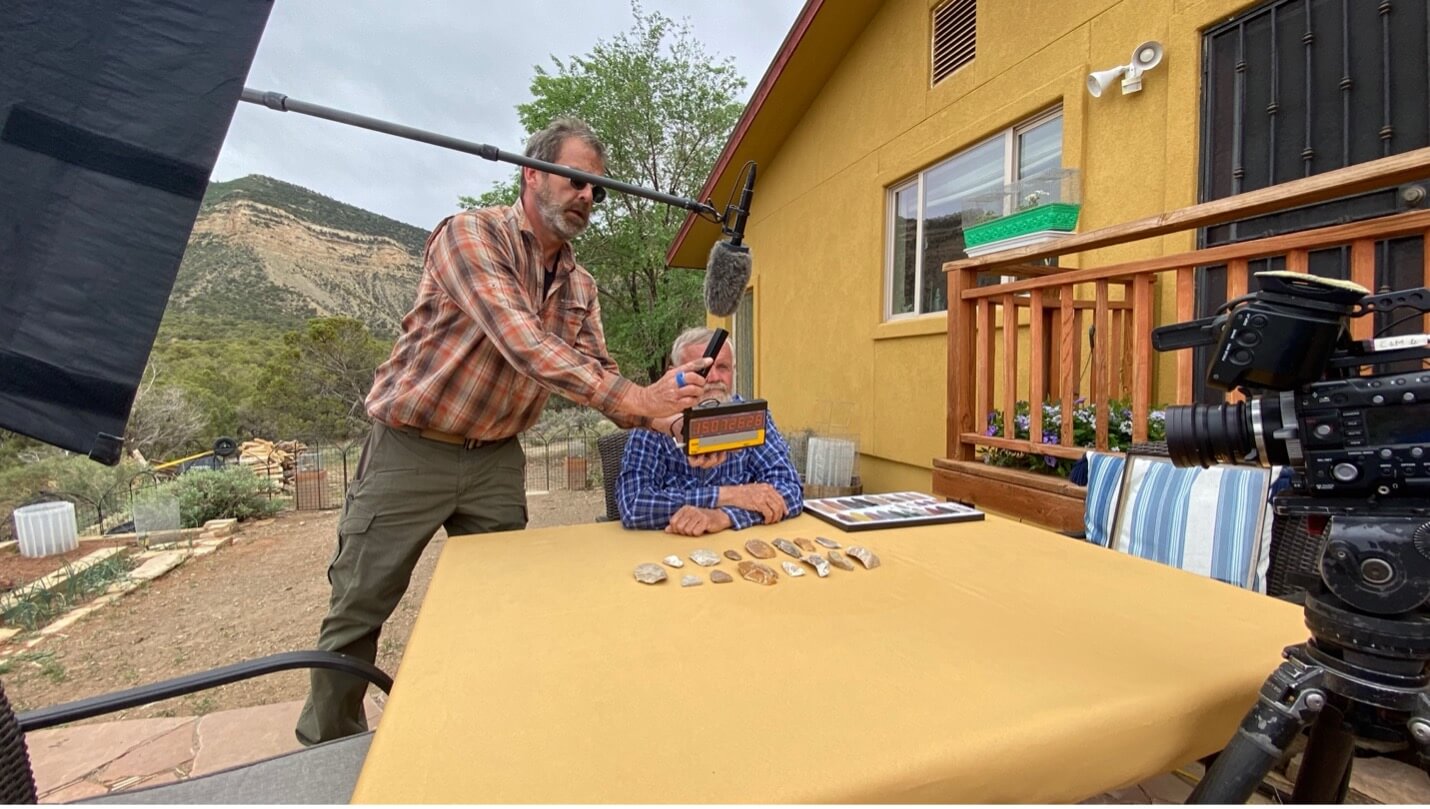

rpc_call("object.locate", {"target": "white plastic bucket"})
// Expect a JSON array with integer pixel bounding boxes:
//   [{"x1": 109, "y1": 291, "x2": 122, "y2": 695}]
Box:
[{"x1": 13, "y1": 501, "x2": 79, "y2": 558}]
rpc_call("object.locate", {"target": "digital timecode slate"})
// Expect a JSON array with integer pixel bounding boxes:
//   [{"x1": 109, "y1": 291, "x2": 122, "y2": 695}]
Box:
[{"x1": 682, "y1": 399, "x2": 768, "y2": 456}]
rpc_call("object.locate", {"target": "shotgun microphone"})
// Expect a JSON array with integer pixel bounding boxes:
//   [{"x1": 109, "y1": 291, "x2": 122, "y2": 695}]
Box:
[{"x1": 704, "y1": 163, "x2": 756, "y2": 317}]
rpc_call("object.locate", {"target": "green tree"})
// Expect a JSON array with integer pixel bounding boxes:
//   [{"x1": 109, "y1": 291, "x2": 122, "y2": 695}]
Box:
[
  {"x1": 458, "y1": 177, "x2": 519, "y2": 211},
  {"x1": 251, "y1": 317, "x2": 390, "y2": 441},
  {"x1": 467, "y1": 2, "x2": 746, "y2": 382}
]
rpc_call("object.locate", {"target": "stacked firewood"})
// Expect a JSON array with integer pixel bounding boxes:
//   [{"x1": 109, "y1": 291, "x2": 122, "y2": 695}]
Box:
[{"x1": 238, "y1": 439, "x2": 308, "y2": 490}]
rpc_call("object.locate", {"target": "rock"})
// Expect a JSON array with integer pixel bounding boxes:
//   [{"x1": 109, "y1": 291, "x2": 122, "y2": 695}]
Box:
[
  {"x1": 772, "y1": 539, "x2": 803, "y2": 559},
  {"x1": 795, "y1": 538, "x2": 817, "y2": 553},
  {"x1": 680, "y1": 575, "x2": 702, "y2": 587},
  {"x1": 634, "y1": 563, "x2": 667, "y2": 584},
  {"x1": 827, "y1": 550, "x2": 855, "y2": 571},
  {"x1": 780, "y1": 561, "x2": 805, "y2": 577},
  {"x1": 690, "y1": 549, "x2": 720, "y2": 567},
  {"x1": 744, "y1": 539, "x2": 776, "y2": 559},
  {"x1": 815, "y1": 536, "x2": 840, "y2": 549},
  {"x1": 737, "y1": 560, "x2": 779, "y2": 585},
  {"x1": 723, "y1": 549, "x2": 743, "y2": 562},
  {"x1": 803, "y1": 554, "x2": 831, "y2": 577},
  {"x1": 662, "y1": 555, "x2": 685, "y2": 568},
  {"x1": 847, "y1": 546, "x2": 881, "y2": 569},
  {"x1": 710, "y1": 570, "x2": 733, "y2": 584}
]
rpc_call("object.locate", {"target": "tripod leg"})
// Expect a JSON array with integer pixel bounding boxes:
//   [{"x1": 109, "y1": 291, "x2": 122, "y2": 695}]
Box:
[
  {"x1": 1188, "y1": 658, "x2": 1325, "y2": 804},
  {"x1": 1290, "y1": 702, "x2": 1354, "y2": 804}
]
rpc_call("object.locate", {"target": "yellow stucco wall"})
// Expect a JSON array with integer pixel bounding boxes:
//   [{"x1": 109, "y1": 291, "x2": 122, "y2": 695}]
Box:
[{"x1": 732, "y1": 0, "x2": 1264, "y2": 493}]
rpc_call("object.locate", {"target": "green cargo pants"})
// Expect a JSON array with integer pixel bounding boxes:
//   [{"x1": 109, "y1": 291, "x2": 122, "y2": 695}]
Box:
[{"x1": 295, "y1": 422, "x2": 527, "y2": 746}]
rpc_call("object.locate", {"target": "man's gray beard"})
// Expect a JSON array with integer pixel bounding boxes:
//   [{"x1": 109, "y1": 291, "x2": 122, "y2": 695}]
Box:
[{"x1": 536, "y1": 186, "x2": 588, "y2": 242}]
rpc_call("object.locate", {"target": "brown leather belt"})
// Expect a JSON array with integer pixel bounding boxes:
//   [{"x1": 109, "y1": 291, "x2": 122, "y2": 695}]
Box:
[{"x1": 393, "y1": 424, "x2": 502, "y2": 450}]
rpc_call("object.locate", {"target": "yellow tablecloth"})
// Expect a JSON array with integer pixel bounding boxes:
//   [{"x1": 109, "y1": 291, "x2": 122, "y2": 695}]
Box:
[{"x1": 352, "y1": 512, "x2": 1308, "y2": 803}]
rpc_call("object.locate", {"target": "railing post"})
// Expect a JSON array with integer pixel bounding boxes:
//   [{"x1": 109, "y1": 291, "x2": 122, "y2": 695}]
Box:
[
  {"x1": 1132, "y1": 275, "x2": 1154, "y2": 443},
  {"x1": 1002, "y1": 294, "x2": 1018, "y2": 444},
  {"x1": 1029, "y1": 292, "x2": 1045, "y2": 445},
  {"x1": 1059, "y1": 287, "x2": 1075, "y2": 447},
  {"x1": 1175, "y1": 267, "x2": 1195, "y2": 404},
  {"x1": 947, "y1": 266, "x2": 976, "y2": 461},
  {"x1": 1094, "y1": 282, "x2": 1110, "y2": 450}
]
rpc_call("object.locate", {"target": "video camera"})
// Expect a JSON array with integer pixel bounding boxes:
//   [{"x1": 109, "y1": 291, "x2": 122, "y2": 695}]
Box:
[
  {"x1": 1152, "y1": 271, "x2": 1430, "y2": 509},
  {"x1": 1153, "y1": 271, "x2": 1430, "y2": 618}
]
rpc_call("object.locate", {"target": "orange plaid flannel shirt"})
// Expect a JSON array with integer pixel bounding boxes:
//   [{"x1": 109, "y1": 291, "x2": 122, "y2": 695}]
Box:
[{"x1": 365, "y1": 202, "x2": 638, "y2": 440}]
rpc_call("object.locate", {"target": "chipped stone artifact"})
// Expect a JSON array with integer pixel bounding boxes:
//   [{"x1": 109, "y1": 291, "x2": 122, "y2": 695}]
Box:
[
  {"x1": 815, "y1": 536, "x2": 840, "y2": 549},
  {"x1": 826, "y1": 550, "x2": 855, "y2": 571},
  {"x1": 803, "y1": 554, "x2": 831, "y2": 578},
  {"x1": 634, "y1": 563, "x2": 668, "y2": 584},
  {"x1": 780, "y1": 561, "x2": 805, "y2": 577},
  {"x1": 690, "y1": 548, "x2": 721, "y2": 567},
  {"x1": 744, "y1": 539, "x2": 776, "y2": 559},
  {"x1": 710, "y1": 569, "x2": 733, "y2": 584},
  {"x1": 772, "y1": 538, "x2": 803, "y2": 559},
  {"x1": 794, "y1": 538, "x2": 817, "y2": 553},
  {"x1": 662, "y1": 555, "x2": 685, "y2": 569},
  {"x1": 681, "y1": 574, "x2": 703, "y2": 587},
  {"x1": 738, "y1": 560, "x2": 779, "y2": 585},
  {"x1": 847, "y1": 546, "x2": 881, "y2": 569},
  {"x1": 723, "y1": 549, "x2": 743, "y2": 562}
]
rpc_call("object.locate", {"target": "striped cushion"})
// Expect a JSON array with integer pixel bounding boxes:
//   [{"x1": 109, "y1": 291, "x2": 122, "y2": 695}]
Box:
[
  {"x1": 1110, "y1": 457, "x2": 1274, "y2": 592},
  {"x1": 1082, "y1": 452, "x2": 1126, "y2": 547}
]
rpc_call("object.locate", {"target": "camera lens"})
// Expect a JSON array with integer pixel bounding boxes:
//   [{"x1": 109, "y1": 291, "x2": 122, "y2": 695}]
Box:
[
  {"x1": 1165, "y1": 395, "x2": 1291, "y2": 468},
  {"x1": 1166, "y1": 403, "x2": 1253, "y2": 467}
]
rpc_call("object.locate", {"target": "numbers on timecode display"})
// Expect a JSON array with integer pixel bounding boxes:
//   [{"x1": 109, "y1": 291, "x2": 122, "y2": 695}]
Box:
[{"x1": 689, "y1": 412, "x2": 763, "y2": 438}]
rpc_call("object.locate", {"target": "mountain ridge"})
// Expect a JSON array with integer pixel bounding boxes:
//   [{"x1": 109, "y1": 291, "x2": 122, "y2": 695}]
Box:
[{"x1": 163, "y1": 174, "x2": 433, "y2": 338}]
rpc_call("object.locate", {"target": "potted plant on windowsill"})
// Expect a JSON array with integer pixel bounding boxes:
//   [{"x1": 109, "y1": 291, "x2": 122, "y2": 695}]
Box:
[{"x1": 961, "y1": 168, "x2": 1081, "y2": 257}]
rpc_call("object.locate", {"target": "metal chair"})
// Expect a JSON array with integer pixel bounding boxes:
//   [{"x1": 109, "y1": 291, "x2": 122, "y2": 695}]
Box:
[
  {"x1": 595, "y1": 430, "x2": 631, "y2": 523},
  {"x1": 0, "y1": 651, "x2": 391, "y2": 804}
]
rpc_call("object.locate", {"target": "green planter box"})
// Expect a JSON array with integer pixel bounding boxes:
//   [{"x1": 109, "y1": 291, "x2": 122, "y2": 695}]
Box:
[{"x1": 963, "y1": 203, "x2": 1081, "y2": 248}]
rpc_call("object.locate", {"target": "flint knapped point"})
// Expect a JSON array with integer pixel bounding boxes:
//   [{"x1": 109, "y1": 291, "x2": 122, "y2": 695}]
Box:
[
  {"x1": 634, "y1": 563, "x2": 668, "y2": 584},
  {"x1": 744, "y1": 539, "x2": 777, "y2": 559},
  {"x1": 772, "y1": 538, "x2": 803, "y2": 559},
  {"x1": 690, "y1": 548, "x2": 721, "y2": 567}
]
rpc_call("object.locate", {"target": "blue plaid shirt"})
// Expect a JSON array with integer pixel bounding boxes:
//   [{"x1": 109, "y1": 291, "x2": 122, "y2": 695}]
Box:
[{"x1": 616, "y1": 405, "x2": 804, "y2": 531}]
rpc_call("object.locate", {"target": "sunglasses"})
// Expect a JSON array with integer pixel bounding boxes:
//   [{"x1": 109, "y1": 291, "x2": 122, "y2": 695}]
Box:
[{"x1": 565, "y1": 176, "x2": 606, "y2": 204}]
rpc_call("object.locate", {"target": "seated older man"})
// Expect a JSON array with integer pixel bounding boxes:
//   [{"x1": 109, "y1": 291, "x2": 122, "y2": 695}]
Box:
[{"x1": 617, "y1": 327, "x2": 803, "y2": 536}]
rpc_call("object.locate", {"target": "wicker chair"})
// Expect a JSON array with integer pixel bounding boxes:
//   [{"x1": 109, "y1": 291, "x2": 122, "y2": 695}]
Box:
[
  {"x1": 596, "y1": 430, "x2": 631, "y2": 523},
  {"x1": 1127, "y1": 441, "x2": 1319, "y2": 601},
  {"x1": 0, "y1": 651, "x2": 391, "y2": 804}
]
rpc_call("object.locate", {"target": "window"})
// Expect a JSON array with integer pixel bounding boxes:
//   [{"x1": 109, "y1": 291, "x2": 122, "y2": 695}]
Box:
[
  {"x1": 1192, "y1": 0, "x2": 1428, "y2": 401},
  {"x1": 734, "y1": 288, "x2": 754, "y2": 398},
  {"x1": 932, "y1": 0, "x2": 976, "y2": 84},
  {"x1": 1200, "y1": 0, "x2": 1428, "y2": 245},
  {"x1": 885, "y1": 110, "x2": 1062, "y2": 318}
]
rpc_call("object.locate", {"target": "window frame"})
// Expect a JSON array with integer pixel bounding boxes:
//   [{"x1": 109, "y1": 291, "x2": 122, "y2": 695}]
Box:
[{"x1": 883, "y1": 106, "x2": 1063, "y2": 321}]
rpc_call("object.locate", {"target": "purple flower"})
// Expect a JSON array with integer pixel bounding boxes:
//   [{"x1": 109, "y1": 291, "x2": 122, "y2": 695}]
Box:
[
  {"x1": 1044, "y1": 455, "x2": 1058, "y2": 467},
  {"x1": 985, "y1": 424, "x2": 998, "y2": 436}
]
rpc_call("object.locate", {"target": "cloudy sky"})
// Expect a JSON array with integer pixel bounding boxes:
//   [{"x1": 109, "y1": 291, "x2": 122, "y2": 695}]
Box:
[{"x1": 214, "y1": 1, "x2": 806, "y2": 230}]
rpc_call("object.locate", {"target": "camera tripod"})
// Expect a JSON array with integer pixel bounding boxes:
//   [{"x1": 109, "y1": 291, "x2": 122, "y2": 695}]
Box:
[{"x1": 1189, "y1": 514, "x2": 1430, "y2": 803}]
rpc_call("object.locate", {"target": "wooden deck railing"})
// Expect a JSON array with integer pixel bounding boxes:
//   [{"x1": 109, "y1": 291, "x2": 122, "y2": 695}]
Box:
[{"x1": 942, "y1": 147, "x2": 1430, "y2": 468}]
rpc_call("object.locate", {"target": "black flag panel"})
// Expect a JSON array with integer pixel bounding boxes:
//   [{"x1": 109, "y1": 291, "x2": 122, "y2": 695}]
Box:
[{"x1": 0, "y1": 0, "x2": 272, "y2": 463}]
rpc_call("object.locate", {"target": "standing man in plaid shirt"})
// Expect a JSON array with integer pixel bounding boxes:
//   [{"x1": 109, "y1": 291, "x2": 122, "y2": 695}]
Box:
[
  {"x1": 296, "y1": 118, "x2": 714, "y2": 745},
  {"x1": 616, "y1": 327, "x2": 803, "y2": 537}
]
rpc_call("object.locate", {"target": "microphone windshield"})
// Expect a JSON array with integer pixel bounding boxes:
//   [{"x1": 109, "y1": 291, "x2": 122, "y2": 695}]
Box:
[{"x1": 705, "y1": 240, "x2": 752, "y2": 317}]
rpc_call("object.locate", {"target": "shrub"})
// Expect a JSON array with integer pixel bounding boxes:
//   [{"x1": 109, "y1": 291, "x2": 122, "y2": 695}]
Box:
[
  {"x1": 171, "y1": 467, "x2": 281, "y2": 527},
  {"x1": 981, "y1": 399, "x2": 1167, "y2": 477}
]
